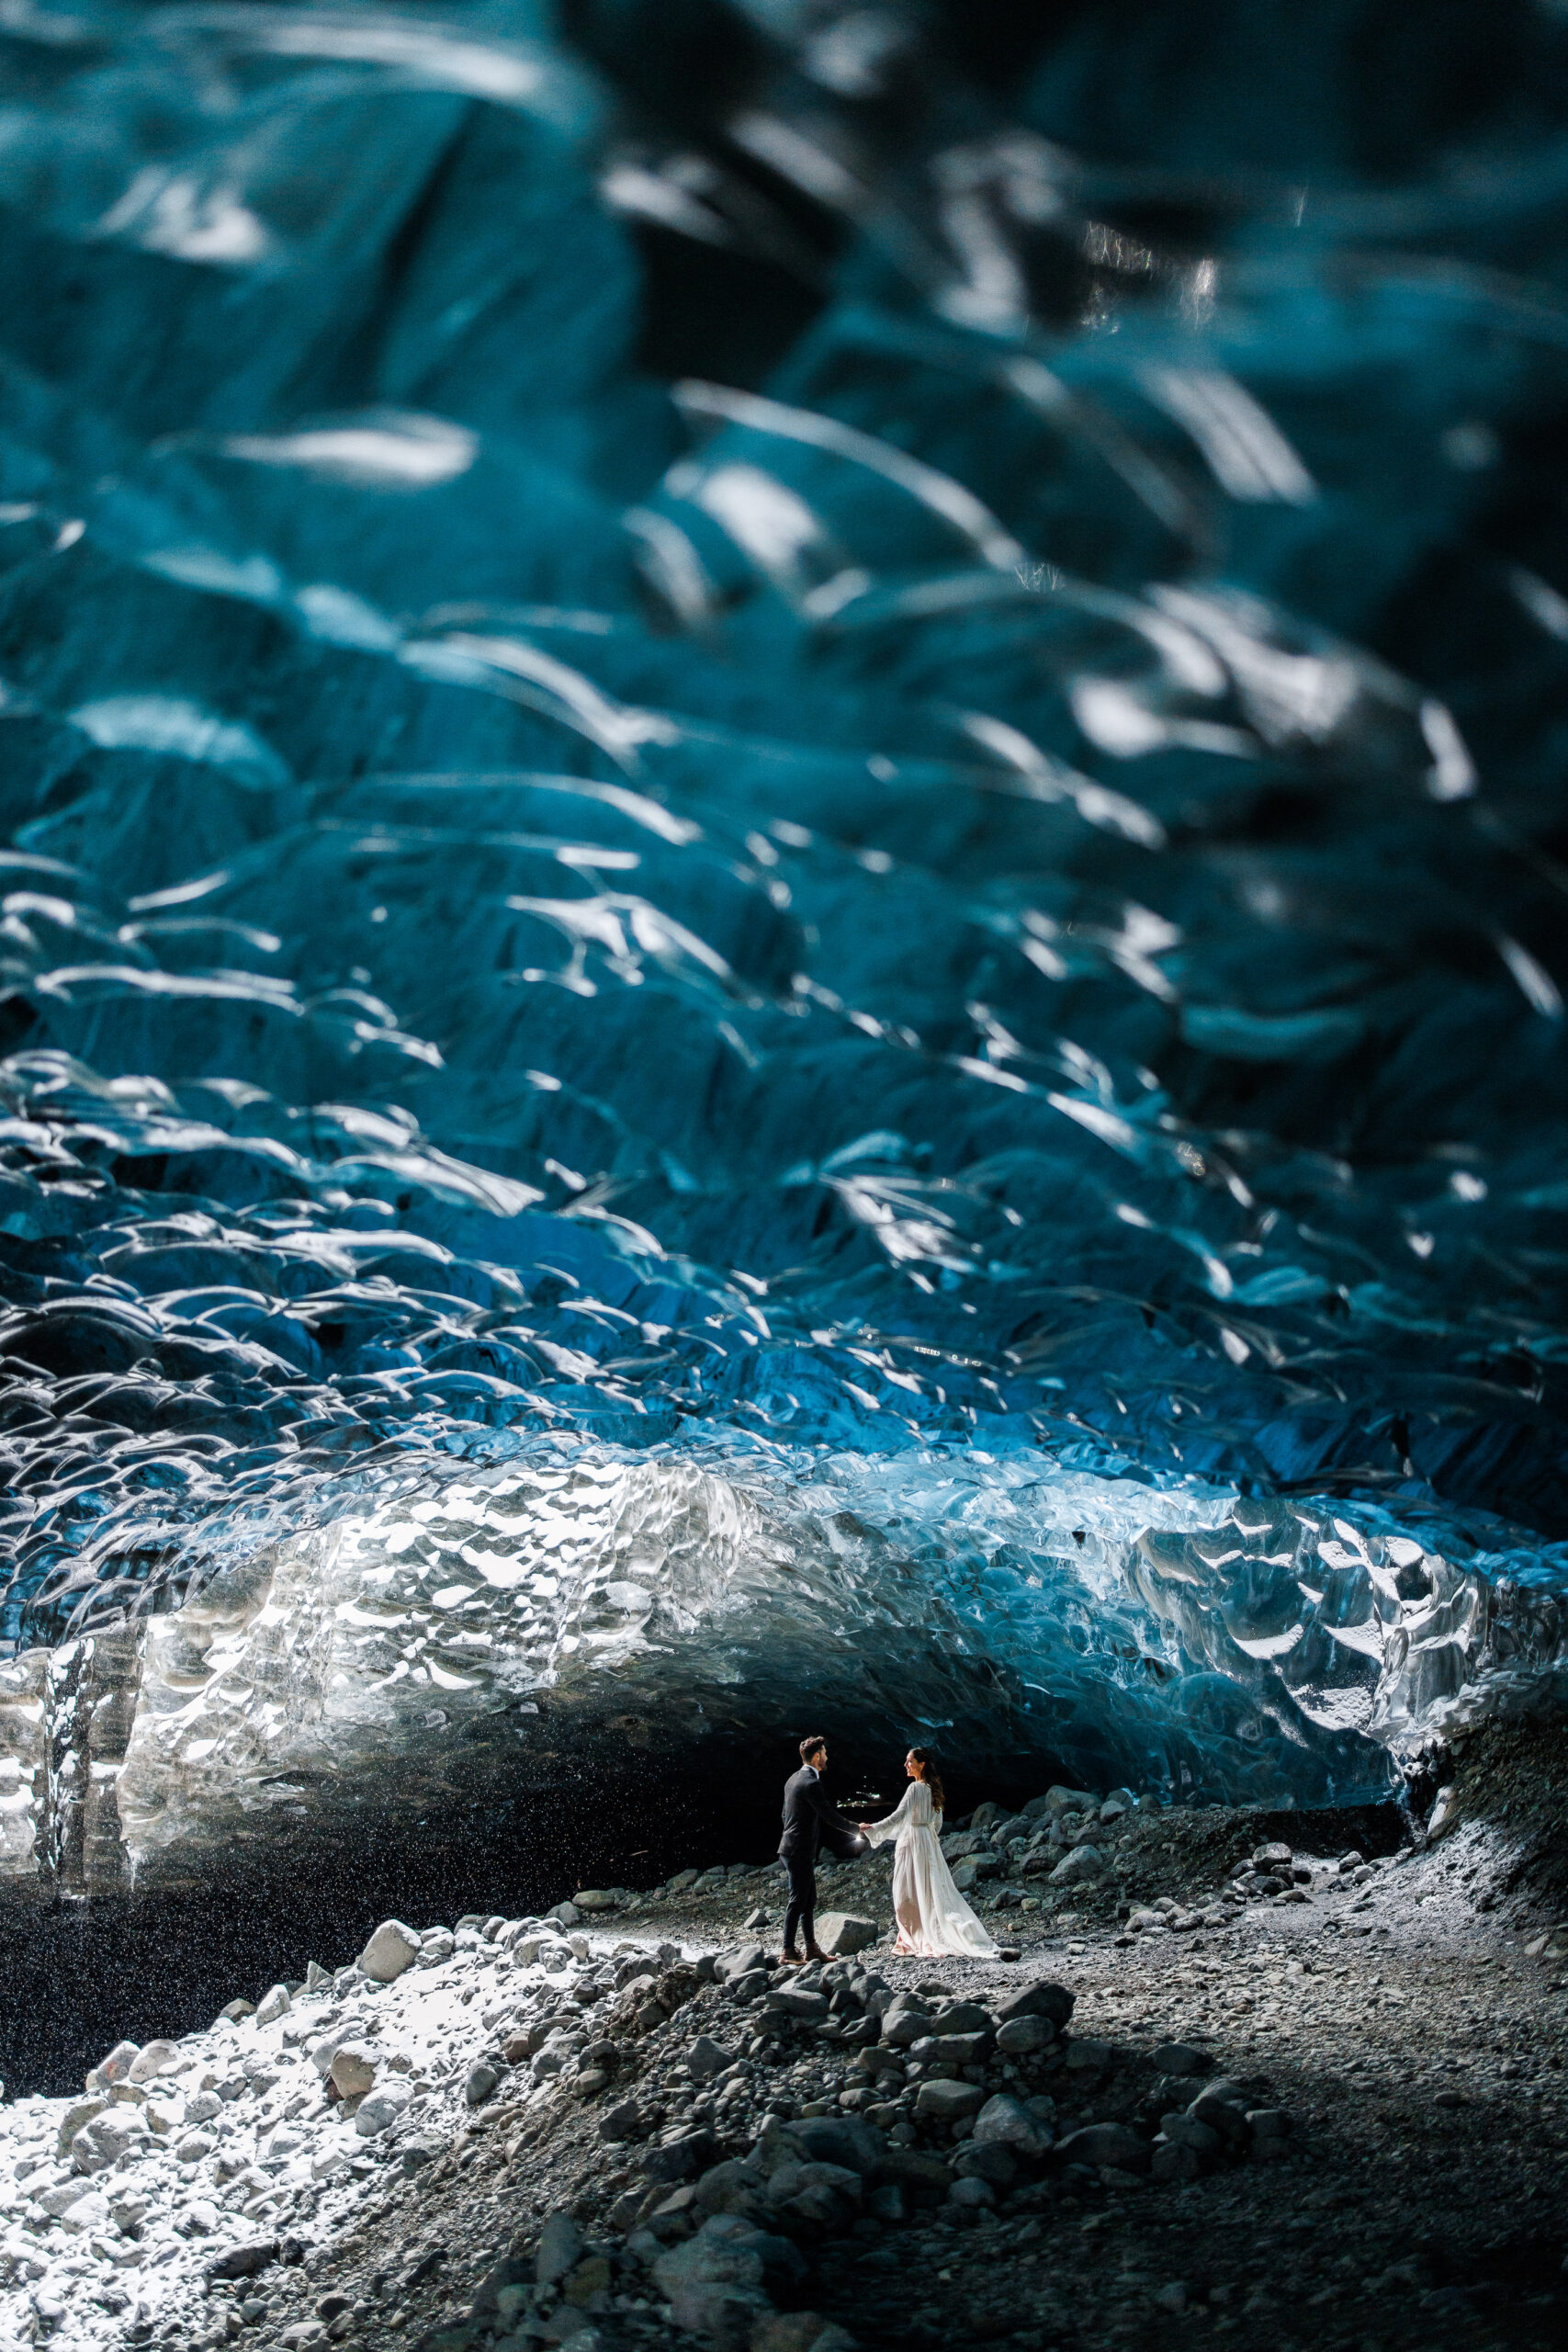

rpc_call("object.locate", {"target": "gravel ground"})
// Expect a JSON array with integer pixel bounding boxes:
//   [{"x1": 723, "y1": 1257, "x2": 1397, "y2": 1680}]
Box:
[{"x1": 6, "y1": 1717, "x2": 1564, "y2": 2352}]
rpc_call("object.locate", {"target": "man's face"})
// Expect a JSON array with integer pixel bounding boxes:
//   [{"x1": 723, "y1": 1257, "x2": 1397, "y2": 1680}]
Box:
[{"x1": 809, "y1": 1744, "x2": 828, "y2": 1770}]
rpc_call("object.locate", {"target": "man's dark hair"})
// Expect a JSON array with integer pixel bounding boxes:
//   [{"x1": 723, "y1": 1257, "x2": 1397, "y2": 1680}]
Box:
[{"x1": 799, "y1": 1735, "x2": 827, "y2": 1763}]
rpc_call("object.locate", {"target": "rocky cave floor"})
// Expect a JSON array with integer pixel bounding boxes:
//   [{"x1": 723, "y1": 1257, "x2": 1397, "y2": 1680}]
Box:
[{"x1": 4, "y1": 1717, "x2": 1566, "y2": 2352}]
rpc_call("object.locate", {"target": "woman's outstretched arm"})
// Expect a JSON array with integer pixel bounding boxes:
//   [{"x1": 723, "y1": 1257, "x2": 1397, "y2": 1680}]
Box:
[{"x1": 860, "y1": 1783, "x2": 916, "y2": 1845}]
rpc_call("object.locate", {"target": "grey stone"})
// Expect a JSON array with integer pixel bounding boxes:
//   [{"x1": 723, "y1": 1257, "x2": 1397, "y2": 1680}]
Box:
[
  {"x1": 1064, "y1": 2038, "x2": 1113, "y2": 2071},
  {"x1": 1053, "y1": 2123, "x2": 1150, "y2": 2172},
  {"x1": 994, "y1": 1982, "x2": 1074, "y2": 2030},
  {"x1": 688, "y1": 2036, "x2": 737, "y2": 2081},
  {"x1": 948, "y1": 2176, "x2": 996, "y2": 2210},
  {"x1": 329, "y1": 2042, "x2": 378, "y2": 2099},
  {"x1": 714, "y1": 1944, "x2": 771, "y2": 1984},
  {"x1": 814, "y1": 1913, "x2": 877, "y2": 1958},
  {"x1": 72, "y1": 2108, "x2": 148, "y2": 2172},
  {"x1": 878, "y1": 2002, "x2": 933, "y2": 2047},
  {"x1": 1158, "y1": 2115, "x2": 1222, "y2": 2154},
  {"x1": 915, "y1": 2079, "x2": 986, "y2": 2123},
  {"x1": 465, "y1": 2063, "x2": 500, "y2": 2107},
  {"x1": 254, "y1": 1984, "x2": 292, "y2": 2026},
  {"x1": 126, "y1": 2041, "x2": 180, "y2": 2084},
  {"x1": 1245, "y1": 2109, "x2": 1293, "y2": 2141},
  {"x1": 1049, "y1": 1845, "x2": 1105, "y2": 1884},
  {"x1": 536, "y1": 2212, "x2": 585, "y2": 2286},
  {"x1": 358, "y1": 1920, "x2": 422, "y2": 1984},
  {"x1": 354, "y1": 2082, "x2": 413, "y2": 2137},
  {"x1": 972, "y1": 2093, "x2": 1053, "y2": 2158},
  {"x1": 1150, "y1": 2042, "x2": 1213, "y2": 2077},
  {"x1": 995, "y1": 2014, "x2": 1055, "y2": 2056}
]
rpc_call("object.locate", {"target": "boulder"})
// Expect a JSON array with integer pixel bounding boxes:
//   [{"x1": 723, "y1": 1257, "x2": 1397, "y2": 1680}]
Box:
[
  {"x1": 715, "y1": 1944, "x2": 772, "y2": 1983},
  {"x1": 328, "y1": 2043, "x2": 378, "y2": 2099},
  {"x1": 126, "y1": 2041, "x2": 180, "y2": 2084},
  {"x1": 599, "y1": 2099, "x2": 647, "y2": 2143},
  {"x1": 688, "y1": 2036, "x2": 738, "y2": 2082},
  {"x1": 784, "y1": 2115, "x2": 884, "y2": 2176},
  {"x1": 994, "y1": 1980, "x2": 1074, "y2": 2030},
  {"x1": 72, "y1": 2108, "x2": 149, "y2": 2172},
  {"x1": 1151, "y1": 2042, "x2": 1213, "y2": 2077},
  {"x1": 354, "y1": 2083, "x2": 413, "y2": 2138},
  {"x1": 358, "y1": 1920, "x2": 422, "y2": 1984},
  {"x1": 996, "y1": 2014, "x2": 1055, "y2": 2056},
  {"x1": 1049, "y1": 1845, "x2": 1105, "y2": 1884},
  {"x1": 914, "y1": 2079, "x2": 986, "y2": 2124},
  {"x1": 254, "y1": 1984, "x2": 291, "y2": 2026},
  {"x1": 1189, "y1": 2081, "x2": 1253, "y2": 2143},
  {"x1": 465, "y1": 2063, "x2": 499, "y2": 2107},
  {"x1": 1053, "y1": 2123, "x2": 1150, "y2": 2172},
  {"x1": 573, "y1": 1889, "x2": 622, "y2": 1912},
  {"x1": 878, "y1": 2000, "x2": 933, "y2": 2047},
  {"x1": 972, "y1": 2094, "x2": 1054, "y2": 2158},
  {"x1": 535, "y1": 2212, "x2": 584, "y2": 2287},
  {"x1": 814, "y1": 1913, "x2": 877, "y2": 1958}
]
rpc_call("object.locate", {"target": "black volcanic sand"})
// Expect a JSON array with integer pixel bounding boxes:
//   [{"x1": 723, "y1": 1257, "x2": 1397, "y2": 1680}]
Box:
[{"x1": 214, "y1": 1713, "x2": 1568, "y2": 2352}]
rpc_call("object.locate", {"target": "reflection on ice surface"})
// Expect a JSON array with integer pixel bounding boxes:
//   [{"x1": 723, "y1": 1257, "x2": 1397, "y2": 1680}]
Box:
[
  {"x1": 2, "y1": 1440, "x2": 1563, "y2": 1892},
  {"x1": 2, "y1": 0, "x2": 1567, "y2": 1844}
]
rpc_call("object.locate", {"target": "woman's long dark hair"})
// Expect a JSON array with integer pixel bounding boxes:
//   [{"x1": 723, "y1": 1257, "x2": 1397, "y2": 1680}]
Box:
[{"x1": 908, "y1": 1747, "x2": 945, "y2": 1813}]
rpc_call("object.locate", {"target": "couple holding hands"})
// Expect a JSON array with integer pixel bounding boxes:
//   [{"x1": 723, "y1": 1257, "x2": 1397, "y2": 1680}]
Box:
[{"x1": 778, "y1": 1734, "x2": 997, "y2": 1963}]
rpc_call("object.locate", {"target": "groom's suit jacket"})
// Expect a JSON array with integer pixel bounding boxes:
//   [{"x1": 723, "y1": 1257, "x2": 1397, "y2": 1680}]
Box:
[{"x1": 779, "y1": 1764, "x2": 863, "y2": 1862}]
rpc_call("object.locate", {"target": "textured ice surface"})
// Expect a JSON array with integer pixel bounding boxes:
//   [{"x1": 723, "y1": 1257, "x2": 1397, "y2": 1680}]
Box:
[{"x1": 2, "y1": 1, "x2": 1568, "y2": 1870}]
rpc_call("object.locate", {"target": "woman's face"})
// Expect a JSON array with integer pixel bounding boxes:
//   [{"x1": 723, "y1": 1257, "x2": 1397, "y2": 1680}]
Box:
[{"x1": 905, "y1": 1751, "x2": 919, "y2": 1780}]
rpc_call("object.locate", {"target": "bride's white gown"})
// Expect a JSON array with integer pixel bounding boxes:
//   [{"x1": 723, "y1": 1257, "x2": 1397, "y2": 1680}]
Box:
[{"x1": 863, "y1": 1779, "x2": 998, "y2": 1959}]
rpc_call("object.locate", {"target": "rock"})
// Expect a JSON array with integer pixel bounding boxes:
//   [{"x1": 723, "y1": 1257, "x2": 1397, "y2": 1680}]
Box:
[
  {"x1": 354, "y1": 2082, "x2": 414, "y2": 2137},
  {"x1": 972, "y1": 2094, "x2": 1054, "y2": 2158},
  {"x1": 1065, "y1": 2039, "x2": 1113, "y2": 2071},
  {"x1": 207, "y1": 2241, "x2": 278, "y2": 2282},
  {"x1": 1150, "y1": 2042, "x2": 1213, "y2": 2077},
  {"x1": 1050, "y1": 1845, "x2": 1105, "y2": 1884},
  {"x1": 1033, "y1": 1787, "x2": 1096, "y2": 1815},
  {"x1": 1158, "y1": 2116, "x2": 1222, "y2": 2154},
  {"x1": 600, "y1": 2099, "x2": 647, "y2": 2143},
  {"x1": 814, "y1": 1913, "x2": 877, "y2": 1958},
  {"x1": 218, "y1": 1999, "x2": 254, "y2": 2022},
  {"x1": 536, "y1": 2211, "x2": 585, "y2": 2286},
  {"x1": 400, "y1": 2139, "x2": 441, "y2": 2175},
  {"x1": 56, "y1": 2096, "x2": 108, "y2": 2160},
  {"x1": 995, "y1": 2014, "x2": 1055, "y2": 2056},
  {"x1": 715, "y1": 1944, "x2": 772, "y2": 1983},
  {"x1": 1253, "y1": 1842, "x2": 1293, "y2": 1869},
  {"x1": 948, "y1": 2176, "x2": 996, "y2": 2211},
  {"x1": 465, "y1": 2062, "x2": 500, "y2": 2107},
  {"x1": 358, "y1": 1919, "x2": 422, "y2": 1984},
  {"x1": 750, "y1": 2317, "x2": 844, "y2": 2352},
  {"x1": 254, "y1": 1983, "x2": 292, "y2": 2026},
  {"x1": 914, "y1": 2079, "x2": 986, "y2": 2124},
  {"x1": 767, "y1": 1986, "x2": 829, "y2": 2022},
  {"x1": 1053, "y1": 2123, "x2": 1150, "y2": 2172},
  {"x1": 126, "y1": 2041, "x2": 180, "y2": 2084},
  {"x1": 94, "y1": 2040, "x2": 141, "y2": 2086},
  {"x1": 785, "y1": 2115, "x2": 884, "y2": 2176},
  {"x1": 1189, "y1": 2082, "x2": 1252, "y2": 2143},
  {"x1": 1246, "y1": 2109, "x2": 1293, "y2": 2142},
  {"x1": 574, "y1": 1890, "x2": 621, "y2": 1912},
  {"x1": 688, "y1": 2036, "x2": 738, "y2": 2081},
  {"x1": 547, "y1": 1901, "x2": 582, "y2": 1928},
  {"x1": 994, "y1": 1981, "x2": 1074, "y2": 2030},
  {"x1": 328, "y1": 2043, "x2": 378, "y2": 2098},
  {"x1": 878, "y1": 2001, "x2": 933, "y2": 2048},
  {"x1": 73, "y1": 2107, "x2": 149, "y2": 2172}
]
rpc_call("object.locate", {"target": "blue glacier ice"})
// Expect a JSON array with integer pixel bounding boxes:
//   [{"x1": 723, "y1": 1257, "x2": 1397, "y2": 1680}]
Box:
[{"x1": 1, "y1": 0, "x2": 1567, "y2": 1886}]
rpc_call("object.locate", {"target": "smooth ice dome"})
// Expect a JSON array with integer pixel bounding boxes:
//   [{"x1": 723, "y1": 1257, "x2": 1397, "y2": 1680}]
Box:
[{"x1": 0, "y1": 0, "x2": 1566, "y2": 1892}]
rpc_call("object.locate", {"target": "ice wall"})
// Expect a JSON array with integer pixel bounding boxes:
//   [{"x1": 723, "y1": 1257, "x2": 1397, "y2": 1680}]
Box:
[{"x1": 2, "y1": 0, "x2": 1567, "y2": 1843}]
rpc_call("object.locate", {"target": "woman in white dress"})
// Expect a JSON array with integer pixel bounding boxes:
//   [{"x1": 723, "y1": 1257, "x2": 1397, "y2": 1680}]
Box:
[{"x1": 859, "y1": 1747, "x2": 998, "y2": 1960}]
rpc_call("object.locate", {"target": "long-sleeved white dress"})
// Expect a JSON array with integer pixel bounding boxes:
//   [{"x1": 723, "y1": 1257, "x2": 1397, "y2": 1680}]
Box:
[{"x1": 863, "y1": 1778, "x2": 998, "y2": 1959}]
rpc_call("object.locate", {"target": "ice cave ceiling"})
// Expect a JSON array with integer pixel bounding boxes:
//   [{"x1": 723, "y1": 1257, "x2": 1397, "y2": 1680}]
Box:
[{"x1": 1, "y1": 0, "x2": 1567, "y2": 1889}]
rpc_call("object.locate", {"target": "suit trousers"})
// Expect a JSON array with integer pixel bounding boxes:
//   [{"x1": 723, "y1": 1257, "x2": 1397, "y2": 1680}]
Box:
[{"x1": 782, "y1": 1848, "x2": 817, "y2": 1952}]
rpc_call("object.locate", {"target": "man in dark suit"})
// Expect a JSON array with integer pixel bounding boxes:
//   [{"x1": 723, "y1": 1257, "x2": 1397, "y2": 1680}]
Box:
[{"x1": 778, "y1": 1734, "x2": 864, "y2": 1964}]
